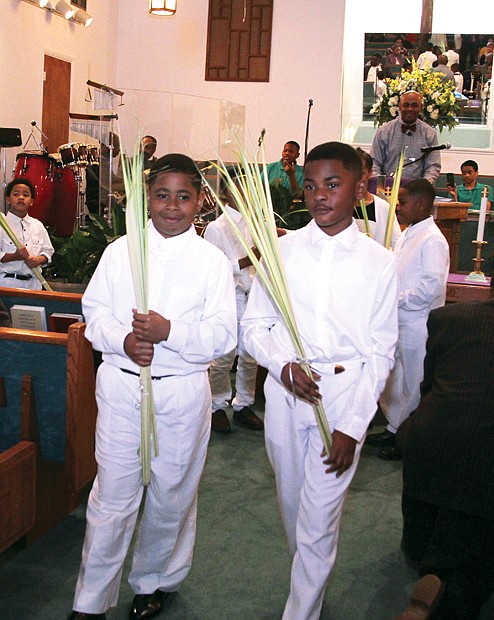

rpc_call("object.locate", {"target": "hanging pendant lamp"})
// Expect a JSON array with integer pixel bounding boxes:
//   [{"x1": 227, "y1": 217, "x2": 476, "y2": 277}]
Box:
[{"x1": 149, "y1": 0, "x2": 177, "y2": 16}]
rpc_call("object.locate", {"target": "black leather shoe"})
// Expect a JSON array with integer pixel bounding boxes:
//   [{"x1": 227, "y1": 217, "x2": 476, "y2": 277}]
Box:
[
  {"x1": 233, "y1": 407, "x2": 264, "y2": 431},
  {"x1": 365, "y1": 429, "x2": 396, "y2": 447},
  {"x1": 129, "y1": 589, "x2": 168, "y2": 619},
  {"x1": 68, "y1": 612, "x2": 107, "y2": 620},
  {"x1": 211, "y1": 409, "x2": 231, "y2": 433},
  {"x1": 378, "y1": 444, "x2": 403, "y2": 460}
]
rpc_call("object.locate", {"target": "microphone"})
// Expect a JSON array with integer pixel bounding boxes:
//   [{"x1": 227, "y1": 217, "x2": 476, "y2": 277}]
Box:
[
  {"x1": 31, "y1": 120, "x2": 37, "y2": 126},
  {"x1": 421, "y1": 143, "x2": 451, "y2": 154},
  {"x1": 258, "y1": 128, "x2": 266, "y2": 147}
]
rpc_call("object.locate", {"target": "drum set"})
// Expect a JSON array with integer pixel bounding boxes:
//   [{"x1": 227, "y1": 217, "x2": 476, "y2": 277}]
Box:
[{"x1": 13, "y1": 142, "x2": 99, "y2": 236}]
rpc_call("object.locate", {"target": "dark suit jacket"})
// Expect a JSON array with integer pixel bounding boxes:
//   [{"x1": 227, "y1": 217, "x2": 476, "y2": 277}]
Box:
[
  {"x1": 398, "y1": 299, "x2": 494, "y2": 519},
  {"x1": 0, "y1": 299, "x2": 11, "y2": 327}
]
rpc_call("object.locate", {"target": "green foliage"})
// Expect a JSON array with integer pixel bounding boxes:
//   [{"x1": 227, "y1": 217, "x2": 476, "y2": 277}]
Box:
[
  {"x1": 269, "y1": 181, "x2": 311, "y2": 230},
  {"x1": 47, "y1": 210, "x2": 124, "y2": 283}
]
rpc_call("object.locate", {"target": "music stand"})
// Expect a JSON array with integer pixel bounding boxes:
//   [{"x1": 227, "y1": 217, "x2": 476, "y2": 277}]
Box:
[{"x1": 0, "y1": 128, "x2": 22, "y2": 213}]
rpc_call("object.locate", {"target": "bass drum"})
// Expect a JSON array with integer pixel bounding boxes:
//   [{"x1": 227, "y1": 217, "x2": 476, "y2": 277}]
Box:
[
  {"x1": 48, "y1": 162, "x2": 78, "y2": 237},
  {"x1": 13, "y1": 152, "x2": 56, "y2": 224}
]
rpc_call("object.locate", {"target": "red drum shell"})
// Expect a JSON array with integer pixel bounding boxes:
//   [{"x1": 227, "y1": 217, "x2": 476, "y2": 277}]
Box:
[
  {"x1": 48, "y1": 163, "x2": 78, "y2": 237},
  {"x1": 13, "y1": 152, "x2": 55, "y2": 224}
]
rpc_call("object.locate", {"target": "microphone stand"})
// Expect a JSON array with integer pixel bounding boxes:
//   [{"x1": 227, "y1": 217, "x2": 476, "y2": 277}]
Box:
[{"x1": 304, "y1": 99, "x2": 313, "y2": 162}]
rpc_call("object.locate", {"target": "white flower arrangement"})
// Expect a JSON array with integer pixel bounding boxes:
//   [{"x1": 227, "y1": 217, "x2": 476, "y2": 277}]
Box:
[{"x1": 371, "y1": 60, "x2": 460, "y2": 131}]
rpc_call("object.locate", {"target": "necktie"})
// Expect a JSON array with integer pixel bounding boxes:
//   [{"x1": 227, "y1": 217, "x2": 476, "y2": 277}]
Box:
[{"x1": 402, "y1": 124, "x2": 416, "y2": 133}]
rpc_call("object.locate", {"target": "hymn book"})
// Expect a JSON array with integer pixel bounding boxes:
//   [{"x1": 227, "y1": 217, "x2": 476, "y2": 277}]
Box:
[{"x1": 10, "y1": 304, "x2": 48, "y2": 331}]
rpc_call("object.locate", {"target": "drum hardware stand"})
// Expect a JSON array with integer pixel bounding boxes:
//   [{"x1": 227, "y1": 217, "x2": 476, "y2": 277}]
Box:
[
  {"x1": 73, "y1": 164, "x2": 87, "y2": 230},
  {"x1": 23, "y1": 120, "x2": 48, "y2": 153},
  {"x1": 85, "y1": 80, "x2": 124, "y2": 225},
  {"x1": 0, "y1": 127, "x2": 22, "y2": 213}
]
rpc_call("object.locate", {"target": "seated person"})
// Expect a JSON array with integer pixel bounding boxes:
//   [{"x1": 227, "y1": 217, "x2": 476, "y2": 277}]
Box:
[
  {"x1": 431, "y1": 55, "x2": 455, "y2": 84},
  {"x1": 451, "y1": 63, "x2": 464, "y2": 93},
  {"x1": 385, "y1": 37, "x2": 410, "y2": 57},
  {"x1": 0, "y1": 178, "x2": 54, "y2": 290},
  {"x1": 462, "y1": 64, "x2": 483, "y2": 99},
  {"x1": 375, "y1": 70, "x2": 388, "y2": 102},
  {"x1": 394, "y1": 278, "x2": 494, "y2": 620},
  {"x1": 384, "y1": 44, "x2": 411, "y2": 69},
  {"x1": 264, "y1": 140, "x2": 304, "y2": 193},
  {"x1": 444, "y1": 41, "x2": 459, "y2": 68},
  {"x1": 85, "y1": 133, "x2": 125, "y2": 216},
  {"x1": 416, "y1": 43, "x2": 437, "y2": 70},
  {"x1": 364, "y1": 54, "x2": 384, "y2": 82},
  {"x1": 447, "y1": 160, "x2": 493, "y2": 211},
  {"x1": 480, "y1": 41, "x2": 494, "y2": 65},
  {"x1": 141, "y1": 135, "x2": 158, "y2": 171},
  {"x1": 355, "y1": 148, "x2": 401, "y2": 247},
  {"x1": 0, "y1": 298, "x2": 11, "y2": 327}
]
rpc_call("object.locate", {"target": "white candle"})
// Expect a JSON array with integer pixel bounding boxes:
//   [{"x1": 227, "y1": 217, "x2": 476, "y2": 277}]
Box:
[{"x1": 476, "y1": 188, "x2": 488, "y2": 242}]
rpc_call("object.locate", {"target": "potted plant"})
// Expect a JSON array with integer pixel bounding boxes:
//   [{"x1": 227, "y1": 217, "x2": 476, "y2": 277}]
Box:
[{"x1": 47, "y1": 208, "x2": 125, "y2": 292}]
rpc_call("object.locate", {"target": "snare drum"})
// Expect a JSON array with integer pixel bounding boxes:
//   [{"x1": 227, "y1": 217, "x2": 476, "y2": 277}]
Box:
[
  {"x1": 58, "y1": 142, "x2": 88, "y2": 167},
  {"x1": 13, "y1": 151, "x2": 56, "y2": 224}
]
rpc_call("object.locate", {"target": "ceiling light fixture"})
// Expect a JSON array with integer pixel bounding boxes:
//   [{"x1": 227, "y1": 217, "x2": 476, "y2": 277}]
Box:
[
  {"x1": 53, "y1": 0, "x2": 76, "y2": 19},
  {"x1": 72, "y1": 8, "x2": 93, "y2": 27},
  {"x1": 149, "y1": 0, "x2": 177, "y2": 16}
]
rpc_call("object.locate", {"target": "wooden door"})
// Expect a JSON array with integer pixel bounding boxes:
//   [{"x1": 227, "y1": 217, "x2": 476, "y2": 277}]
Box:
[{"x1": 42, "y1": 55, "x2": 71, "y2": 154}]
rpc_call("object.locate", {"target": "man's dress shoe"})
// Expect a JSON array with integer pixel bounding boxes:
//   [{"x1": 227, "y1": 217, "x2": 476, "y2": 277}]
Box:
[
  {"x1": 365, "y1": 429, "x2": 396, "y2": 447},
  {"x1": 129, "y1": 589, "x2": 168, "y2": 619},
  {"x1": 233, "y1": 406, "x2": 264, "y2": 430},
  {"x1": 378, "y1": 444, "x2": 403, "y2": 460},
  {"x1": 211, "y1": 408, "x2": 232, "y2": 433},
  {"x1": 68, "y1": 613, "x2": 107, "y2": 619}
]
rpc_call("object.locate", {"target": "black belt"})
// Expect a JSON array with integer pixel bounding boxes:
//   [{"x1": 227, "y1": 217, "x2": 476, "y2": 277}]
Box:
[
  {"x1": 3, "y1": 273, "x2": 33, "y2": 281},
  {"x1": 120, "y1": 367, "x2": 171, "y2": 381}
]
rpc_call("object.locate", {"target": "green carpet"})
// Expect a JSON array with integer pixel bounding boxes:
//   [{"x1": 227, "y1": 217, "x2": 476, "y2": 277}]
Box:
[{"x1": 1, "y1": 411, "x2": 492, "y2": 619}]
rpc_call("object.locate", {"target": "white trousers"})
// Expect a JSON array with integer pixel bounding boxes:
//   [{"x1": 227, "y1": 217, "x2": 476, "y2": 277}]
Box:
[
  {"x1": 209, "y1": 289, "x2": 257, "y2": 412},
  {"x1": 0, "y1": 274, "x2": 42, "y2": 290},
  {"x1": 380, "y1": 318, "x2": 427, "y2": 433},
  {"x1": 264, "y1": 372, "x2": 364, "y2": 620},
  {"x1": 73, "y1": 363, "x2": 211, "y2": 614}
]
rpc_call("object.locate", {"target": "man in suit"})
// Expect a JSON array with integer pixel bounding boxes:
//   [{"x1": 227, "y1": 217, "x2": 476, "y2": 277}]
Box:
[{"x1": 393, "y1": 278, "x2": 494, "y2": 620}]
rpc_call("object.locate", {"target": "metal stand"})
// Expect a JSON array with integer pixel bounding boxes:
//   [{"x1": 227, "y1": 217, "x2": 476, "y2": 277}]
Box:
[{"x1": 465, "y1": 240, "x2": 488, "y2": 282}]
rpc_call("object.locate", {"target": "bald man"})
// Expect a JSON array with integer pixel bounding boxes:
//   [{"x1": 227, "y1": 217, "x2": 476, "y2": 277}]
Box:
[{"x1": 370, "y1": 91, "x2": 441, "y2": 184}]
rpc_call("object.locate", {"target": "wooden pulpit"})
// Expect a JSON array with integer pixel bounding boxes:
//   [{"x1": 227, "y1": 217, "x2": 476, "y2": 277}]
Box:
[{"x1": 432, "y1": 201, "x2": 470, "y2": 272}]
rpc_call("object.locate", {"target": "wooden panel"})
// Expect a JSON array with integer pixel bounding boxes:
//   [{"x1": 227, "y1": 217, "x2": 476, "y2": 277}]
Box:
[
  {"x1": 0, "y1": 441, "x2": 37, "y2": 554},
  {"x1": 42, "y1": 55, "x2": 71, "y2": 154},
  {"x1": 206, "y1": 0, "x2": 273, "y2": 82}
]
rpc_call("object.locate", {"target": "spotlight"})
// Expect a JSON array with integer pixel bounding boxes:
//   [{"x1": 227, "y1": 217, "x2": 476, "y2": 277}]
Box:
[
  {"x1": 72, "y1": 8, "x2": 93, "y2": 27},
  {"x1": 149, "y1": 0, "x2": 177, "y2": 16},
  {"x1": 22, "y1": 0, "x2": 50, "y2": 7},
  {"x1": 53, "y1": 0, "x2": 75, "y2": 19}
]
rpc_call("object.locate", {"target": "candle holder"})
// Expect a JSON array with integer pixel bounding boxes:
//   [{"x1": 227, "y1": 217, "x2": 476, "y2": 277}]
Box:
[{"x1": 465, "y1": 240, "x2": 488, "y2": 282}]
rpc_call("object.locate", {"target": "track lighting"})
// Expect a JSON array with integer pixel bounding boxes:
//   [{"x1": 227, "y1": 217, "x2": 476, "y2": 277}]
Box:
[
  {"x1": 53, "y1": 0, "x2": 75, "y2": 19},
  {"x1": 21, "y1": 0, "x2": 93, "y2": 25},
  {"x1": 72, "y1": 8, "x2": 93, "y2": 27}
]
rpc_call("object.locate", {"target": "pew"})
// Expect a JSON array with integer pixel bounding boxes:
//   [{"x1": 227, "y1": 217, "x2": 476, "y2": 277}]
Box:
[{"x1": 0, "y1": 320, "x2": 97, "y2": 550}]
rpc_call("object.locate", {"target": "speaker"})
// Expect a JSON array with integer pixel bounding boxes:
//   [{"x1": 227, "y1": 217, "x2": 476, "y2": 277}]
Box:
[{"x1": 0, "y1": 128, "x2": 22, "y2": 148}]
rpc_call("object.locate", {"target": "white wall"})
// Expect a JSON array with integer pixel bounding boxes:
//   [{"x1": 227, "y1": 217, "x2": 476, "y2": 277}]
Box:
[
  {"x1": 114, "y1": 0, "x2": 346, "y2": 162},
  {"x1": 0, "y1": 0, "x2": 118, "y2": 183}
]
